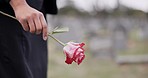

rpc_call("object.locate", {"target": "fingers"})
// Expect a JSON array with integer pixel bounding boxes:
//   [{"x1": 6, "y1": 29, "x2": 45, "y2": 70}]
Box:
[
  {"x1": 33, "y1": 13, "x2": 48, "y2": 40},
  {"x1": 18, "y1": 18, "x2": 29, "y2": 31},
  {"x1": 27, "y1": 17, "x2": 35, "y2": 33},
  {"x1": 33, "y1": 14, "x2": 42, "y2": 34},
  {"x1": 40, "y1": 14, "x2": 48, "y2": 41},
  {"x1": 17, "y1": 12, "x2": 48, "y2": 41}
]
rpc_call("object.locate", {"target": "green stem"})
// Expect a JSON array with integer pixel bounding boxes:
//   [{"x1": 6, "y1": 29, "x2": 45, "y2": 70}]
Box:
[{"x1": 48, "y1": 34, "x2": 66, "y2": 46}]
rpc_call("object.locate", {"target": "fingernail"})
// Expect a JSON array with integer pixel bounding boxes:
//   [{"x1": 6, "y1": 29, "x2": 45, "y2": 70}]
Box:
[{"x1": 43, "y1": 36, "x2": 48, "y2": 41}]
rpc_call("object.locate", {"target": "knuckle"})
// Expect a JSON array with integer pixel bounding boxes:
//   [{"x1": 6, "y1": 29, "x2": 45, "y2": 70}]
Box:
[
  {"x1": 39, "y1": 12, "x2": 43, "y2": 17},
  {"x1": 26, "y1": 16, "x2": 30, "y2": 20},
  {"x1": 33, "y1": 13, "x2": 42, "y2": 18},
  {"x1": 32, "y1": 12, "x2": 37, "y2": 16},
  {"x1": 17, "y1": 17, "x2": 26, "y2": 22},
  {"x1": 30, "y1": 13, "x2": 37, "y2": 18}
]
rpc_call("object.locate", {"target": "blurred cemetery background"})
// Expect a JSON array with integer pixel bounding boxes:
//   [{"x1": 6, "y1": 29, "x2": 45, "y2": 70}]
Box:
[{"x1": 47, "y1": 0, "x2": 148, "y2": 78}]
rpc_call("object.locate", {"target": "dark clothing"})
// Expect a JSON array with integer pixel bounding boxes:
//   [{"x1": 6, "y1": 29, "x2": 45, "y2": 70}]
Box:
[
  {"x1": 0, "y1": 0, "x2": 57, "y2": 78},
  {"x1": 0, "y1": 0, "x2": 57, "y2": 16}
]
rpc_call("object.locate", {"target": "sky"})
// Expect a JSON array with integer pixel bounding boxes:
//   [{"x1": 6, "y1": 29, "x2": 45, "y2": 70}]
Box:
[
  {"x1": 120, "y1": 0, "x2": 148, "y2": 12},
  {"x1": 57, "y1": 0, "x2": 148, "y2": 13},
  {"x1": 72, "y1": 0, "x2": 118, "y2": 12}
]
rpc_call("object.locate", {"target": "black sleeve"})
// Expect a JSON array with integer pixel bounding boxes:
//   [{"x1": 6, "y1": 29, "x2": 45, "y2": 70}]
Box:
[
  {"x1": 0, "y1": 0, "x2": 10, "y2": 3},
  {"x1": 5, "y1": 0, "x2": 10, "y2": 2},
  {"x1": 44, "y1": 0, "x2": 58, "y2": 14}
]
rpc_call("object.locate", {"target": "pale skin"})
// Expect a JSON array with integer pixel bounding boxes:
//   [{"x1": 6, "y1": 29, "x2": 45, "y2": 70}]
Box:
[{"x1": 9, "y1": 0, "x2": 48, "y2": 40}]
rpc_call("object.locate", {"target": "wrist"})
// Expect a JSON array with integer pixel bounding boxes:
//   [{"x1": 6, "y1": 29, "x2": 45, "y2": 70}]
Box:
[{"x1": 10, "y1": 0, "x2": 28, "y2": 10}]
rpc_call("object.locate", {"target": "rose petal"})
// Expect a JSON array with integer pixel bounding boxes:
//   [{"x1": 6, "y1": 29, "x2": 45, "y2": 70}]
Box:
[
  {"x1": 65, "y1": 56, "x2": 73, "y2": 64},
  {"x1": 63, "y1": 42, "x2": 85, "y2": 65}
]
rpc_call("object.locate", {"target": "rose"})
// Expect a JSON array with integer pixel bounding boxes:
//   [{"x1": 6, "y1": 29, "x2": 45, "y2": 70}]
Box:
[
  {"x1": 63, "y1": 42, "x2": 85, "y2": 65},
  {"x1": 48, "y1": 33, "x2": 86, "y2": 65},
  {"x1": 48, "y1": 27, "x2": 86, "y2": 65}
]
